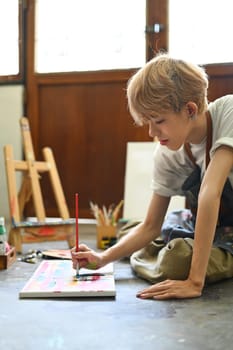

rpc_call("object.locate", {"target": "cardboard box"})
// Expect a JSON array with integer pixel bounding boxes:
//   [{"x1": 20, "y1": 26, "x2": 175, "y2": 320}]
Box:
[{"x1": 0, "y1": 246, "x2": 16, "y2": 270}]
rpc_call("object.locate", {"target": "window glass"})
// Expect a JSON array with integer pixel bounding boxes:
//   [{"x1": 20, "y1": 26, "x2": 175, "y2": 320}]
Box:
[
  {"x1": 0, "y1": 0, "x2": 19, "y2": 76},
  {"x1": 169, "y1": 0, "x2": 233, "y2": 64},
  {"x1": 35, "y1": 0, "x2": 146, "y2": 73}
]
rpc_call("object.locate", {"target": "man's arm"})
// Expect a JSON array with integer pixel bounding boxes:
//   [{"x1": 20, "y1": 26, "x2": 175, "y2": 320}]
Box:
[
  {"x1": 102, "y1": 193, "x2": 170, "y2": 264},
  {"x1": 72, "y1": 193, "x2": 170, "y2": 269},
  {"x1": 188, "y1": 145, "x2": 233, "y2": 287}
]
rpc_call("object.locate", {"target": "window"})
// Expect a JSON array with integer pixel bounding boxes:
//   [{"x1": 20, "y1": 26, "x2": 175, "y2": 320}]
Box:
[
  {"x1": 0, "y1": 0, "x2": 23, "y2": 83},
  {"x1": 35, "y1": 0, "x2": 146, "y2": 73},
  {"x1": 169, "y1": 0, "x2": 233, "y2": 64}
]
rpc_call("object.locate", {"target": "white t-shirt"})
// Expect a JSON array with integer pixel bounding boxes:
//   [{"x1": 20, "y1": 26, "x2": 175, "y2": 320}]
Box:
[{"x1": 151, "y1": 95, "x2": 233, "y2": 197}]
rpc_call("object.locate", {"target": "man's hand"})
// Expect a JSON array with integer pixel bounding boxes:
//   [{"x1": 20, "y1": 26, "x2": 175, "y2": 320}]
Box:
[
  {"x1": 136, "y1": 279, "x2": 203, "y2": 300},
  {"x1": 71, "y1": 243, "x2": 104, "y2": 270}
]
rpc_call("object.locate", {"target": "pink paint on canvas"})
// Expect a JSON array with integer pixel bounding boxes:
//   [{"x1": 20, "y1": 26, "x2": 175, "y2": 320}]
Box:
[{"x1": 19, "y1": 260, "x2": 116, "y2": 298}]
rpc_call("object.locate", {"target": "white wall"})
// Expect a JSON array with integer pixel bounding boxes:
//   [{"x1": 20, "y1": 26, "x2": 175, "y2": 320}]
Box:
[{"x1": 0, "y1": 85, "x2": 24, "y2": 222}]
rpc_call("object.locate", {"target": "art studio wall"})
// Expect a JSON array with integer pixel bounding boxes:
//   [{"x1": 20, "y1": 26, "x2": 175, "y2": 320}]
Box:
[{"x1": 0, "y1": 85, "x2": 24, "y2": 221}]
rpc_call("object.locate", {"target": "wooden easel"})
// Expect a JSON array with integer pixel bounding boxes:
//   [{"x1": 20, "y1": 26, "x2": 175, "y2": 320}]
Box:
[{"x1": 4, "y1": 117, "x2": 75, "y2": 253}]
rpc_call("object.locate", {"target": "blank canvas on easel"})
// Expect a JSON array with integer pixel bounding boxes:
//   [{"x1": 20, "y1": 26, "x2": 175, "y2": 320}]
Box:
[{"x1": 123, "y1": 142, "x2": 185, "y2": 221}]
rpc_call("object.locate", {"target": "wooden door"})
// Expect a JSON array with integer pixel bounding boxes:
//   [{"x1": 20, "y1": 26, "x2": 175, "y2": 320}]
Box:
[{"x1": 25, "y1": 0, "x2": 233, "y2": 219}]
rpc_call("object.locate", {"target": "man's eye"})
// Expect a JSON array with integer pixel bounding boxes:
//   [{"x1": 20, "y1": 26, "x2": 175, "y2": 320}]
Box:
[{"x1": 155, "y1": 119, "x2": 164, "y2": 124}]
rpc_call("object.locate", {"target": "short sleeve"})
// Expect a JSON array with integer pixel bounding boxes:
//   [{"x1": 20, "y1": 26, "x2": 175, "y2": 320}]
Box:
[{"x1": 209, "y1": 95, "x2": 233, "y2": 157}]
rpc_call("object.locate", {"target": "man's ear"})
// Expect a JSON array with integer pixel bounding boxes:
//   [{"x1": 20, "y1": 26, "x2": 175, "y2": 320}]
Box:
[{"x1": 186, "y1": 101, "x2": 198, "y2": 118}]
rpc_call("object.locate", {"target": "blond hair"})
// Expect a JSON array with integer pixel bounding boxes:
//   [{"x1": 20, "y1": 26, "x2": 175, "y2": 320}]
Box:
[{"x1": 127, "y1": 53, "x2": 209, "y2": 125}]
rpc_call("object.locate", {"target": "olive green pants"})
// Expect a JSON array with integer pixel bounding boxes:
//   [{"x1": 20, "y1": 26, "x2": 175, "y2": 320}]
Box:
[{"x1": 130, "y1": 238, "x2": 233, "y2": 284}]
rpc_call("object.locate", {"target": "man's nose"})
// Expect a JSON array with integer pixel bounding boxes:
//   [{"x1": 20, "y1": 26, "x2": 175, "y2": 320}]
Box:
[{"x1": 148, "y1": 121, "x2": 158, "y2": 138}]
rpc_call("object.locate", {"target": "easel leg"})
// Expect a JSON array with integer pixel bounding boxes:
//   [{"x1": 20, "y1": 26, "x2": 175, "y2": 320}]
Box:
[
  {"x1": 66, "y1": 226, "x2": 75, "y2": 248},
  {"x1": 18, "y1": 175, "x2": 32, "y2": 219}
]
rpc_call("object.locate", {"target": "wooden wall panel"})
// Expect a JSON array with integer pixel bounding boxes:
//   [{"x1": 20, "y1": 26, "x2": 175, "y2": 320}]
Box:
[
  {"x1": 35, "y1": 81, "x2": 151, "y2": 218},
  {"x1": 208, "y1": 77, "x2": 233, "y2": 102},
  {"x1": 26, "y1": 72, "x2": 233, "y2": 219}
]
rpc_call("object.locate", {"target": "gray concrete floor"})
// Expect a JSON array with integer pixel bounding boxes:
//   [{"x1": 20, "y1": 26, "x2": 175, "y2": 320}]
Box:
[{"x1": 0, "y1": 224, "x2": 233, "y2": 350}]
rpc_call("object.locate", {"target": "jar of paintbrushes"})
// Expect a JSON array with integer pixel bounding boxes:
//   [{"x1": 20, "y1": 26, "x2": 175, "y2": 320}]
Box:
[{"x1": 90, "y1": 200, "x2": 123, "y2": 249}]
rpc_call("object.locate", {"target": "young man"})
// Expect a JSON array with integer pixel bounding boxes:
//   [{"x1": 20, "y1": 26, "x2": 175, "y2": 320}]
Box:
[{"x1": 72, "y1": 53, "x2": 233, "y2": 300}]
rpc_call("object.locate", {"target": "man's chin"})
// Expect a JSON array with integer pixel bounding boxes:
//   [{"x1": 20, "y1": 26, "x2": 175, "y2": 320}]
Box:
[{"x1": 165, "y1": 143, "x2": 183, "y2": 151}]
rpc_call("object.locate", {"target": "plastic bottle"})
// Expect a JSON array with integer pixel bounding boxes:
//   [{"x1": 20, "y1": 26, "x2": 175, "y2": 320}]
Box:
[{"x1": 0, "y1": 217, "x2": 8, "y2": 255}]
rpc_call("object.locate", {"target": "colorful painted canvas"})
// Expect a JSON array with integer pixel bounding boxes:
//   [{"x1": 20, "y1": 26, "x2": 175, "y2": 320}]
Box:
[{"x1": 19, "y1": 260, "x2": 115, "y2": 298}]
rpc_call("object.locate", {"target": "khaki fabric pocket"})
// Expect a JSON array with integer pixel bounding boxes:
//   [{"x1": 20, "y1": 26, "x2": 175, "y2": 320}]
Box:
[{"x1": 130, "y1": 237, "x2": 233, "y2": 284}]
